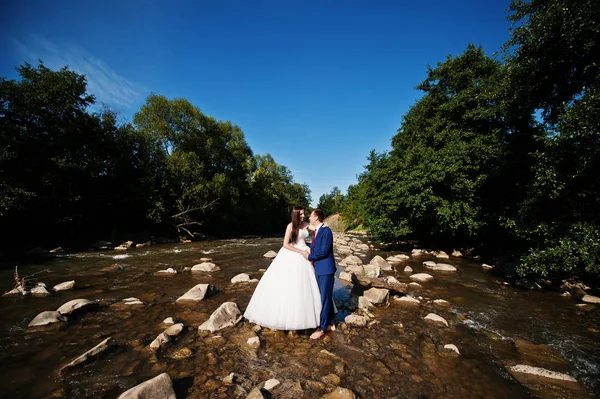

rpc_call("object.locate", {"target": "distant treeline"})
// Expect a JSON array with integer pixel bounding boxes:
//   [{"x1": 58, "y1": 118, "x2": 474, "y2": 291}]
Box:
[
  {"x1": 0, "y1": 64, "x2": 311, "y2": 255},
  {"x1": 318, "y1": 0, "x2": 600, "y2": 277}
]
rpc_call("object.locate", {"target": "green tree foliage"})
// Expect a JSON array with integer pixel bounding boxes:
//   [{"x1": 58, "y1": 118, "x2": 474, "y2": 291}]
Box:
[
  {"x1": 0, "y1": 63, "x2": 310, "y2": 254},
  {"x1": 317, "y1": 186, "x2": 345, "y2": 217}
]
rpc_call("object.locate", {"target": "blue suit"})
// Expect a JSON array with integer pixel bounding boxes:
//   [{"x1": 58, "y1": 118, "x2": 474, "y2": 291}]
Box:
[{"x1": 308, "y1": 225, "x2": 336, "y2": 330}]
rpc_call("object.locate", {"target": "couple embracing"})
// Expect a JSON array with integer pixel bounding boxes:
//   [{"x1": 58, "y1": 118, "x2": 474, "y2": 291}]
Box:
[{"x1": 244, "y1": 207, "x2": 336, "y2": 340}]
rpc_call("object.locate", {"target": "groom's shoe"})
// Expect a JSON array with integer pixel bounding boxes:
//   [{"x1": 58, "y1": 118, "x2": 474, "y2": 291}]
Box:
[{"x1": 310, "y1": 329, "x2": 325, "y2": 340}]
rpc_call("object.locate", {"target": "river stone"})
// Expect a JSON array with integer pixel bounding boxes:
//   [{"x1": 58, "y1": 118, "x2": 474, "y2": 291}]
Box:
[
  {"x1": 433, "y1": 299, "x2": 450, "y2": 306},
  {"x1": 28, "y1": 311, "x2": 67, "y2": 327},
  {"x1": 387, "y1": 254, "x2": 409, "y2": 262},
  {"x1": 409, "y1": 282, "x2": 423, "y2": 288},
  {"x1": 369, "y1": 255, "x2": 391, "y2": 270},
  {"x1": 411, "y1": 249, "x2": 423, "y2": 256},
  {"x1": 339, "y1": 271, "x2": 352, "y2": 282},
  {"x1": 60, "y1": 337, "x2": 117, "y2": 374},
  {"x1": 395, "y1": 295, "x2": 420, "y2": 304},
  {"x1": 247, "y1": 336, "x2": 260, "y2": 349},
  {"x1": 482, "y1": 263, "x2": 494, "y2": 269},
  {"x1": 358, "y1": 296, "x2": 373, "y2": 312},
  {"x1": 423, "y1": 261, "x2": 437, "y2": 267},
  {"x1": 409, "y1": 273, "x2": 434, "y2": 283},
  {"x1": 198, "y1": 302, "x2": 242, "y2": 332},
  {"x1": 344, "y1": 314, "x2": 367, "y2": 327},
  {"x1": 156, "y1": 268, "x2": 177, "y2": 274},
  {"x1": 363, "y1": 287, "x2": 389, "y2": 304},
  {"x1": 345, "y1": 264, "x2": 380, "y2": 278},
  {"x1": 424, "y1": 313, "x2": 448, "y2": 327},
  {"x1": 324, "y1": 387, "x2": 357, "y2": 399},
  {"x1": 435, "y1": 251, "x2": 450, "y2": 259},
  {"x1": 443, "y1": 344, "x2": 460, "y2": 355},
  {"x1": 164, "y1": 323, "x2": 184, "y2": 337},
  {"x1": 339, "y1": 255, "x2": 362, "y2": 266},
  {"x1": 223, "y1": 373, "x2": 236, "y2": 384},
  {"x1": 425, "y1": 262, "x2": 457, "y2": 271},
  {"x1": 53, "y1": 280, "x2": 75, "y2": 291},
  {"x1": 176, "y1": 284, "x2": 216, "y2": 302},
  {"x1": 452, "y1": 250, "x2": 462, "y2": 257},
  {"x1": 231, "y1": 273, "x2": 251, "y2": 283},
  {"x1": 263, "y1": 251, "x2": 277, "y2": 258},
  {"x1": 582, "y1": 294, "x2": 600, "y2": 304},
  {"x1": 263, "y1": 378, "x2": 280, "y2": 391},
  {"x1": 123, "y1": 297, "x2": 144, "y2": 305},
  {"x1": 117, "y1": 372, "x2": 176, "y2": 399},
  {"x1": 246, "y1": 387, "x2": 265, "y2": 399},
  {"x1": 31, "y1": 283, "x2": 50, "y2": 296},
  {"x1": 191, "y1": 262, "x2": 221, "y2": 272},
  {"x1": 163, "y1": 317, "x2": 175, "y2": 324},
  {"x1": 506, "y1": 365, "x2": 582, "y2": 391},
  {"x1": 57, "y1": 298, "x2": 96, "y2": 315},
  {"x1": 3, "y1": 286, "x2": 27, "y2": 296},
  {"x1": 150, "y1": 332, "x2": 170, "y2": 350},
  {"x1": 384, "y1": 276, "x2": 401, "y2": 285},
  {"x1": 403, "y1": 266, "x2": 413, "y2": 273}
]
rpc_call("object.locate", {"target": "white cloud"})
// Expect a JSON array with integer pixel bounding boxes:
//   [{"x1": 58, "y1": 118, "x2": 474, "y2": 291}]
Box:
[{"x1": 12, "y1": 35, "x2": 146, "y2": 110}]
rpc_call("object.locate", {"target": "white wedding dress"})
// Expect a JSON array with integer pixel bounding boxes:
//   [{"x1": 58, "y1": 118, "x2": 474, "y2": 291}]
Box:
[{"x1": 244, "y1": 228, "x2": 322, "y2": 330}]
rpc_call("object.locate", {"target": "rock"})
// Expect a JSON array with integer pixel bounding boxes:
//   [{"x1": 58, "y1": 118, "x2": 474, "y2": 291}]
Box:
[
  {"x1": 443, "y1": 344, "x2": 460, "y2": 355},
  {"x1": 156, "y1": 268, "x2": 177, "y2": 274},
  {"x1": 198, "y1": 302, "x2": 242, "y2": 332},
  {"x1": 339, "y1": 255, "x2": 362, "y2": 266},
  {"x1": 433, "y1": 299, "x2": 450, "y2": 306},
  {"x1": 149, "y1": 332, "x2": 170, "y2": 350},
  {"x1": 516, "y1": 279, "x2": 541, "y2": 290},
  {"x1": 117, "y1": 372, "x2": 176, "y2": 399},
  {"x1": 339, "y1": 271, "x2": 352, "y2": 282},
  {"x1": 263, "y1": 251, "x2": 277, "y2": 258},
  {"x1": 408, "y1": 282, "x2": 422, "y2": 289},
  {"x1": 324, "y1": 387, "x2": 357, "y2": 399},
  {"x1": 191, "y1": 262, "x2": 221, "y2": 272},
  {"x1": 172, "y1": 347, "x2": 193, "y2": 359},
  {"x1": 358, "y1": 296, "x2": 373, "y2": 312},
  {"x1": 344, "y1": 314, "x2": 367, "y2": 327},
  {"x1": 345, "y1": 264, "x2": 380, "y2": 278},
  {"x1": 409, "y1": 273, "x2": 434, "y2": 283},
  {"x1": 435, "y1": 251, "x2": 450, "y2": 259},
  {"x1": 582, "y1": 294, "x2": 600, "y2": 304},
  {"x1": 164, "y1": 323, "x2": 184, "y2": 337},
  {"x1": 387, "y1": 254, "x2": 409, "y2": 262},
  {"x1": 411, "y1": 249, "x2": 423, "y2": 256},
  {"x1": 395, "y1": 295, "x2": 420, "y2": 304},
  {"x1": 482, "y1": 263, "x2": 494, "y2": 269},
  {"x1": 176, "y1": 284, "x2": 216, "y2": 302},
  {"x1": 231, "y1": 273, "x2": 251, "y2": 283},
  {"x1": 451, "y1": 250, "x2": 462, "y2": 257},
  {"x1": 369, "y1": 255, "x2": 391, "y2": 270},
  {"x1": 53, "y1": 281, "x2": 75, "y2": 291},
  {"x1": 363, "y1": 287, "x2": 389, "y2": 304},
  {"x1": 424, "y1": 262, "x2": 457, "y2": 271},
  {"x1": 57, "y1": 298, "x2": 96, "y2": 315},
  {"x1": 384, "y1": 276, "x2": 401, "y2": 285},
  {"x1": 28, "y1": 311, "x2": 67, "y2": 327},
  {"x1": 31, "y1": 283, "x2": 50, "y2": 296},
  {"x1": 247, "y1": 336, "x2": 260, "y2": 349},
  {"x1": 60, "y1": 337, "x2": 117, "y2": 374},
  {"x1": 3, "y1": 287, "x2": 27, "y2": 296},
  {"x1": 50, "y1": 247, "x2": 65, "y2": 253},
  {"x1": 423, "y1": 261, "x2": 437, "y2": 267},
  {"x1": 322, "y1": 373, "x2": 342, "y2": 386},
  {"x1": 123, "y1": 297, "x2": 144, "y2": 305},
  {"x1": 163, "y1": 317, "x2": 175, "y2": 324},
  {"x1": 263, "y1": 378, "x2": 280, "y2": 391},
  {"x1": 507, "y1": 365, "x2": 582, "y2": 391},
  {"x1": 223, "y1": 373, "x2": 236, "y2": 384},
  {"x1": 424, "y1": 313, "x2": 448, "y2": 327}
]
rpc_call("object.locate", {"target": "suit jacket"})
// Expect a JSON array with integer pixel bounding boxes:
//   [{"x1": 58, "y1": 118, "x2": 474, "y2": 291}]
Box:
[{"x1": 308, "y1": 225, "x2": 336, "y2": 276}]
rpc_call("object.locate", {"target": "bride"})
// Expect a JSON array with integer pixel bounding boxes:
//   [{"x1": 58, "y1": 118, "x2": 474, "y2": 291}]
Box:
[{"x1": 244, "y1": 206, "x2": 322, "y2": 330}]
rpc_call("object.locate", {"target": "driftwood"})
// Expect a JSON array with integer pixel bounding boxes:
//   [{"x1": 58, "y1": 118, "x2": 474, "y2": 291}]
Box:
[{"x1": 351, "y1": 273, "x2": 408, "y2": 294}]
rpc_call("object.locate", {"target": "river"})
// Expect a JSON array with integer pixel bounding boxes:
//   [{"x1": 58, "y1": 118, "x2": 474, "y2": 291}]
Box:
[{"x1": 0, "y1": 235, "x2": 598, "y2": 398}]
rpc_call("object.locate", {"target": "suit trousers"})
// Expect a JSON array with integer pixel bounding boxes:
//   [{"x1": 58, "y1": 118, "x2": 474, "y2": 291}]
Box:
[{"x1": 316, "y1": 273, "x2": 335, "y2": 330}]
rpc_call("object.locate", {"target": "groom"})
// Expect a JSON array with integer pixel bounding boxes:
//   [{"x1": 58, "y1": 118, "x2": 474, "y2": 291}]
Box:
[{"x1": 303, "y1": 209, "x2": 336, "y2": 340}]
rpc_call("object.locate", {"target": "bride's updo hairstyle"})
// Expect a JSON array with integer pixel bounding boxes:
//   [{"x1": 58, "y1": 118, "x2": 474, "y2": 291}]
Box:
[{"x1": 290, "y1": 206, "x2": 303, "y2": 244}]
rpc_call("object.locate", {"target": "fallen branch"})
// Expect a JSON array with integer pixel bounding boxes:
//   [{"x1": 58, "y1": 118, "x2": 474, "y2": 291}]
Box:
[{"x1": 350, "y1": 273, "x2": 408, "y2": 294}]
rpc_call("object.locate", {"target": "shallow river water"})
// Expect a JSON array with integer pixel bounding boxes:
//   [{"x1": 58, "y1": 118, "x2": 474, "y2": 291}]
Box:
[{"x1": 0, "y1": 235, "x2": 598, "y2": 398}]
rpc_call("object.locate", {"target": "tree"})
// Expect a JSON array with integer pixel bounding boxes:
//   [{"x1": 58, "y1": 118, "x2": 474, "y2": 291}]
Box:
[{"x1": 317, "y1": 186, "x2": 345, "y2": 217}]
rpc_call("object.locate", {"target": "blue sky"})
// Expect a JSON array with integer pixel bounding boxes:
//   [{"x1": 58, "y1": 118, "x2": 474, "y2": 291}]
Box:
[{"x1": 1, "y1": 0, "x2": 512, "y2": 206}]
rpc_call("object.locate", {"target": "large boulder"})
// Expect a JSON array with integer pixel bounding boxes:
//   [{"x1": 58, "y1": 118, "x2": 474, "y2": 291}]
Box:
[
  {"x1": 28, "y1": 311, "x2": 67, "y2": 327},
  {"x1": 176, "y1": 284, "x2": 216, "y2": 302},
  {"x1": 582, "y1": 295, "x2": 600, "y2": 304},
  {"x1": 345, "y1": 264, "x2": 380, "y2": 278},
  {"x1": 363, "y1": 287, "x2": 389, "y2": 304},
  {"x1": 369, "y1": 256, "x2": 391, "y2": 270},
  {"x1": 57, "y1": 298, "x2": 97, "y2": 315},
  {"x1": 198, "y1": 302, "x2": 242, "y2": 332},
  {"x1": 117, "y1": 373, "x2": 176, "y2": 399}
]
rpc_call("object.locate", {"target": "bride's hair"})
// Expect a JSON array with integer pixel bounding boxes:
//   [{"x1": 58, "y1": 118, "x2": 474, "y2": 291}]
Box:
[{"x1": 290, "y1": 206, "x2": 303, "y2": 243}]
